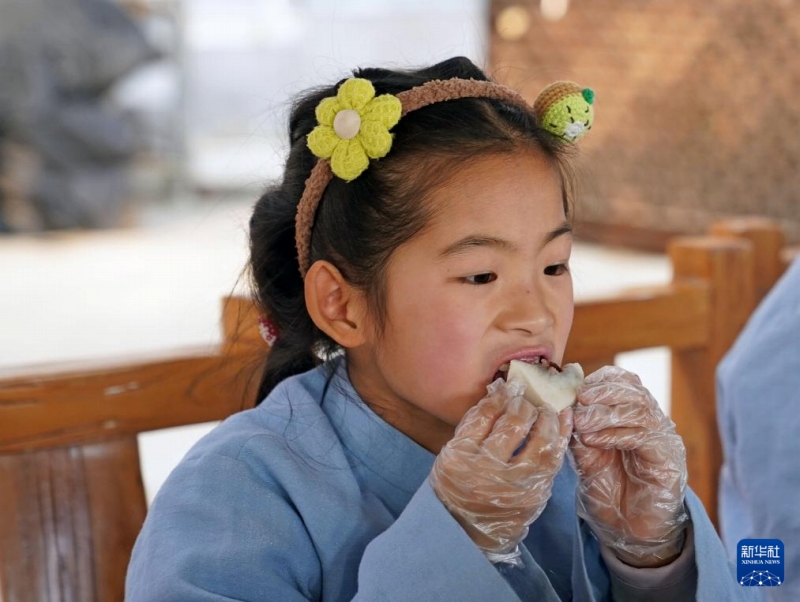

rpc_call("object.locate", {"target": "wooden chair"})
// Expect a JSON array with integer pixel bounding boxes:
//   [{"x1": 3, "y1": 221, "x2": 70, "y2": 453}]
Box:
[
  {"x1": 0, "y1": 218, "x2": 793, "y2": 601},
  {"x1": 0, "y1": 297, "x2": 265, "y2": 602},
  {"x1": 566, "y1": 217, "x2": 793, "y2": 529}
]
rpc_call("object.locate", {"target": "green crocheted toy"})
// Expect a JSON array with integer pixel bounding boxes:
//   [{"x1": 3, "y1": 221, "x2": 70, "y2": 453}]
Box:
[{"x1": 533, "y1": 81, "x2": 595, "y2": 142}]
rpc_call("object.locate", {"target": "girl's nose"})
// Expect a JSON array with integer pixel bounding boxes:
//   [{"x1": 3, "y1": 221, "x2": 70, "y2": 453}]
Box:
[{"x1": 500, "y1": 284, "x2": 554, "y2": 335}]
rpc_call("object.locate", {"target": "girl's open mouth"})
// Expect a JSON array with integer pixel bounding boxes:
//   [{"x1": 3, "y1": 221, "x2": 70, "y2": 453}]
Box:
[{"x1": 494, "y1": 356, "x2": 562, "y2": 382}]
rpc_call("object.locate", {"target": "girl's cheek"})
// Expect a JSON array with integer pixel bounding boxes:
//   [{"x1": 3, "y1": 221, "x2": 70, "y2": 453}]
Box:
[
  {"x1": 438, "y1": 304, "x2": 485, "y2": 345},
  {"x1": 425, "y1": 316, "x2": 485, "y2": 379}
]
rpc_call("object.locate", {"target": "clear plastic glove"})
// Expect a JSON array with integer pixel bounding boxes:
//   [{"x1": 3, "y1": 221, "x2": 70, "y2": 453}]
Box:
[
  {"x1": 430, "y1": 378, "x2": 573, "y2": 565},
  {"x1": 570, "y1": 366, "x2": 689, "y2": 568}
]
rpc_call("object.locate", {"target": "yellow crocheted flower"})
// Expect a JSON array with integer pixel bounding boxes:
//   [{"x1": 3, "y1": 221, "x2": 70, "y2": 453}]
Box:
[{"x1": 307, "y1": 78, "x2": 402, "y2": 181}]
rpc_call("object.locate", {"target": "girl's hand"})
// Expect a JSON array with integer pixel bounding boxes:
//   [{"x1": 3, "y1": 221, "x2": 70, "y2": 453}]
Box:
[
  {"x1": 429, "y1": 379, "x2": 573, "y2": 564},
  {"x1": 570, "y1": 366, "x2": 689, "y2": 568}
]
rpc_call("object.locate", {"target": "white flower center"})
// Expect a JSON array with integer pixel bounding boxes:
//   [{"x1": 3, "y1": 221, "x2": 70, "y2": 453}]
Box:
[{"x1": 333, "y1": 109, "x2": 361, "y2": 139}]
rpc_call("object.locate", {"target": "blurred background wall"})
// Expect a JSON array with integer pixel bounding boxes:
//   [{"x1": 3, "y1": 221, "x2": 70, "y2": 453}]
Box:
[{"x1": 490, "y1": 0, "x2": 800, "y2": 249}]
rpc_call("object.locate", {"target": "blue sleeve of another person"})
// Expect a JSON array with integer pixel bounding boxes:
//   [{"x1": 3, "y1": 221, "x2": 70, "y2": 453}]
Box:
[{"x1": 716, "y1": 259, "x2": 800, "y2": 602}]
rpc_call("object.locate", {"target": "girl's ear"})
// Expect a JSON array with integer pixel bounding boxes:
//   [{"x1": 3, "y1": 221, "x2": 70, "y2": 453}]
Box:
[{"x1": 304, "y1": 260, "x2": 370, "y2": 348}]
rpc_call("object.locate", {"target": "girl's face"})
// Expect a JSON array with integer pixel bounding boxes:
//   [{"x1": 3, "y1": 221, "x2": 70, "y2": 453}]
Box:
[{"x1": 348, "y1": 149, "x2": 574, "y2": 452}]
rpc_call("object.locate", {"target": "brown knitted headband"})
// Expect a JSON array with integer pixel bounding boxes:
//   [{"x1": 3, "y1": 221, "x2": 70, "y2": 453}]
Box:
[
  {"x1": 294, "y1": 78, "x2": 534, "y2": 277},
  {"x1": 295, "y1": 78, "x2": 594, "y2": 277}
]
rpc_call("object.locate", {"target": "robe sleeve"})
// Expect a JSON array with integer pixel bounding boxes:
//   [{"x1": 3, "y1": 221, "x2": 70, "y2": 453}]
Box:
[
  {"x1": 126, "y1": 453, "x2": 323, "y2": 601},
  {"x1": 573, "y1": 489, "x2": 761, "y2": 601},
  {"x1": 716, "y1": 259, "x2": 800, "y2": 602},
  {"x1": 356, "y1": 479, "x2": 563, "y2": 601}
]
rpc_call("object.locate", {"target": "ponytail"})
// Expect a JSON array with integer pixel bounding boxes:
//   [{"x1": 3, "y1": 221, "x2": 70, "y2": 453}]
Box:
[{"x1": 248, "y1": 184, "x2": 325, "y2": 404}]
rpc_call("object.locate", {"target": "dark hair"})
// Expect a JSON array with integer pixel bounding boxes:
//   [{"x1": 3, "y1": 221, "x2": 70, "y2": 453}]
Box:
[{"x1": 248, "y1": 56, "x2": 574, "y2": 403}]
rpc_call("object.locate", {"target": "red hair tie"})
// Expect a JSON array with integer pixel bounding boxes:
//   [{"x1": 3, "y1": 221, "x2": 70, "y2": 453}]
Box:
[{"x1": 257, "y1": 316, "x2": 280, "y2": 347}]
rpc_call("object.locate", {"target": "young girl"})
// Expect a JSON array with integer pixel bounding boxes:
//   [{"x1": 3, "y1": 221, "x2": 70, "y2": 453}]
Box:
[{"x1": 126, "y1": 57, "x2": 749, "y2": 601}]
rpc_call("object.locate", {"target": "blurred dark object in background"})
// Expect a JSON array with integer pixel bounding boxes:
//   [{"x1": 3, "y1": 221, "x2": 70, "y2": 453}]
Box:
[{"x1": 0, "y1": 0, "x2": 159, "y2": 232}]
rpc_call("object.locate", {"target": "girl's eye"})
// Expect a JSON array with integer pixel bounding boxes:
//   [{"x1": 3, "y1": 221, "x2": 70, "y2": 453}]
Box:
[
  {"x1": 544, "y1": 263, "x2": 569, "y2": 276},
  {"x1": 464, "y1": 272, "x2": 497, "y2": 285}
]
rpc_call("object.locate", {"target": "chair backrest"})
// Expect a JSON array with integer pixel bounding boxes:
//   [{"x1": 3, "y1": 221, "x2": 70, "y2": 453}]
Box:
[
  {"x1": 0, "y1": 297, "x2": 265, "y2": 601},
  {"x1": 0, "y1": 218, "x2": 792, "y2": 601},
  {"x1": 566, "y1": 217, "x2": 791, "y2": 527}
]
